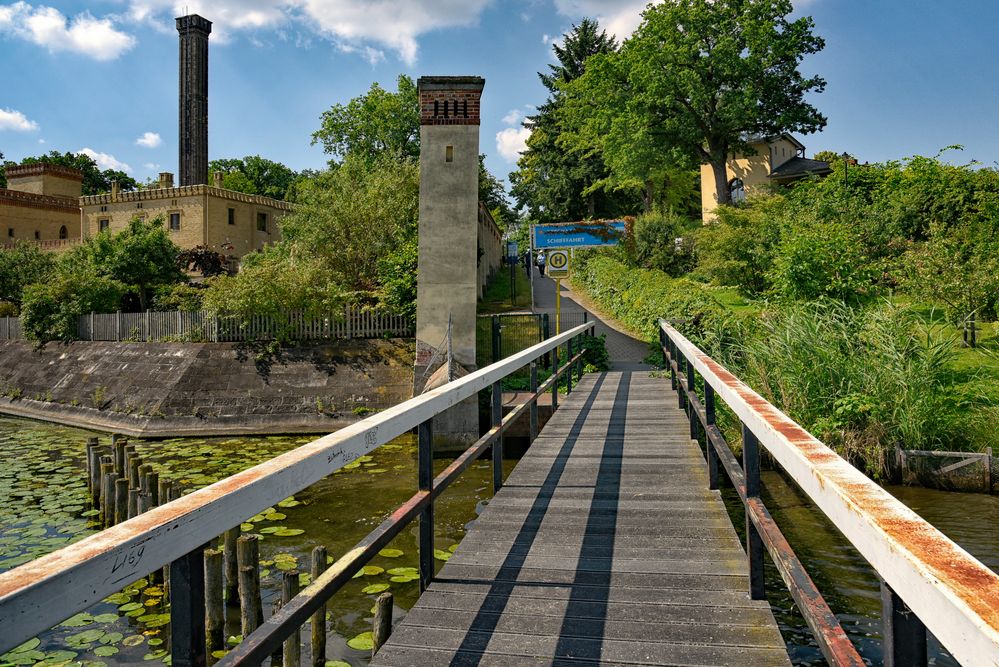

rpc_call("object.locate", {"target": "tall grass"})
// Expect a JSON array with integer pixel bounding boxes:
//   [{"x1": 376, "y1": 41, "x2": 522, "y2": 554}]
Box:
[{"x1": 724, "y1": 300, "x2": 959, "y2": 477}]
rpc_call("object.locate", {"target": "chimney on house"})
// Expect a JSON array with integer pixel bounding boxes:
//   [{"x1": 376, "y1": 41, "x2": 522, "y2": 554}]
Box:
[
  {"x1": 111, "y1": 181, "x2": 121, "y2": 198},
  {"x1": 176, "y1": 14, "x2": 212, "y2": 186},
  {"x1": 213, "y1": 171, "x2": 224, "y2": 189},
  {"x1": 159, "y1": 172, "x2": 174, "y2": 189}
]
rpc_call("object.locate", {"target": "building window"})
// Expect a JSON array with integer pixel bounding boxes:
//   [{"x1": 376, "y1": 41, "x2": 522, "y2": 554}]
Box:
[
  {"x1": 59, "y1": 226, "x2": 68, "y2": 239},
  {"x1": 256, "y1": 212, "x2": 268, "y2": 233},
  {"x1": 169, "y1": 212, "x2": 181, "y2": 231},
  {"x1": 228, "y1": 208, "x2": 235, "y2": 225},
  {"x1": 34, "y1": 231, "x2": 40, "y2": 240},
  {"x1": 100, "y1": 205, "x2": 107, "y2": 212},
  {"x1": 446, "y1": 146, "x2": 454, "y2": 163},
  {"x1": 7, "y1": 228, "x2": 13, "y2": 238},
  {"x1": 137, "y1": 203, "x2": 143, "y2": 209},
  {"x1": 729, "y1": 178, "x2": 746, "y2": 204},
  {"x1": 99, "y1": 219, "x2": 110, "y2": 233}
]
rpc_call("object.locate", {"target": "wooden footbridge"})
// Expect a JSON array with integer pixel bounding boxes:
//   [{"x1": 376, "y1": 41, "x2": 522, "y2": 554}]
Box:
[{"x1": 1, "y1": 322, "x2": 998, "y2": 666}]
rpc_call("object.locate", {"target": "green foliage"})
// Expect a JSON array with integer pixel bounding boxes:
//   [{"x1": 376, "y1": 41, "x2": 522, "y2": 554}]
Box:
[
  {"x1": 572, "y1": 253, "x2": 726, "y2": 344},
  {"x1": 153, "y1": 284, "x2": 205, "y2": 312},
  {"x1": 696, "y1": 199, "x2": 783, "y2": 294},
  {"x1": 1, "y1": 150, "x2": 138, "y2": 195},
  {"x1": 510, "y1": 19, "x2": 640, "y2": 224},
  {"x1": 631, "y1": 210, "x2": 697, "y2": 277},
  {"x1": 0, "y1": 242, "x2": 55, "y2": 306},
  {"x1": 725, "y1": 301, "x2": 960, "y2": 476},
  {"x1": 580, "y1": 333, "x2": 610, "y2": 372},
  {"x1": 65, "y1": 217, "x2": 185, "y2": 310},
  {"x1": 560, "y1": 0, "x2": 826, "y2": 206},
  {"x1": 21, "y1": 273, "x2": 127, "y2": 342},
  {"x1": 0, "y1": 301, "x2": 18, "y2": 317},
  {"x1": 769, "y1": 219, "x2": 876, "y2": 303},
  {"x1": 209, "y1": 155, "x2": 300, "y2": 200},
  {"x1": 312, "y1": 75, "x2": 420, "y2": 163}
]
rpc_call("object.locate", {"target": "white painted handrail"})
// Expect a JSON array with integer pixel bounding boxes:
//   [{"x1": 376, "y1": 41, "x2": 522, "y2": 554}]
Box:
[
  {"x1": 0, "y1": 322, "x2": 591, "y2": 651},
  {"x1": 660, "y1": 320, "x2": 999, "y2": 666}
]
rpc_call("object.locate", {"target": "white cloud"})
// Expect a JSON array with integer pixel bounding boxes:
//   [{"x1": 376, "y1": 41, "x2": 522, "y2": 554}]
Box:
[
  {"x1": 553, "y1": 0, "x2": 645, "y2": 40},
  {"x1": 77, "y1": 148, "x2": 132, "y2": 173},
  {"x1": 0, "y1": 108, "x2": 39, "y2": 132},
  {"x1": 0, "y1": 2, "x2": 136, "y2": 60},
  {"x1": 124, "y1": 0, "x2": 490, "y2": 64},
  {"x1": 135, "y1": 131, "x2": 162, "y2": 148},
  {"x1": 143, "y1": 163, "x2": 161, "y2": 171},
  {"x1": 542, "y1": 32, "x2": 550, "y2": 44},
  {"x1": 502, "y1": 109, "x2": 523, "y2": 126},
  {"x1": 496, "y1": 127, "x2": 531, "y2": 163}
]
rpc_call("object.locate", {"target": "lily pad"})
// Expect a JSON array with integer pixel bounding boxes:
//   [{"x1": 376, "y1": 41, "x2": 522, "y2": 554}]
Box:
[
  {"x1": 147, "y1": 639, "x2": 163, "y2": 647},
  {"x1": 362, "y1": 565, "x2": 384, "y2": 576},
  {"x1": 346, "y1": 632, "x2": 373, "y2": 651},
  {"x1": 122, "y1": 636, "x2": 145, "y2": 647},
  {"x1": 361, "y1": 583, "x2": 389, "y2": 595},
  {"x1": 92, "y1": 613, "x2": 119, "y2": 624},
  {"x1": 44, "y1": 650, "x2": 79, "y2": 662},
  {"x1": 118, "y1": 602, "x2": 143, "y2": 613},
  {"x1": 7, "y1": 638, "x2": 40, "y2": 654},
  {"x1": 387, "y1": 567, "x2": 417, "y2": 576},
  {"x1": 378, "y1": 548, "x2": 403, "y2": 558},
  {"x1": 273, "y1": 528, "x2": 305, "y2": 537},
  {"x1": 324, "y1": 662, "x2": 351, "y2": 667},
  {"x1": 433, "y1": 549, "x2": 452, "y2": 562},
  {"x1": 60, "y1": 613, "x2": 94, "y2": 627},
  {"x1": 100, "y1": 632, "x2": 123, "y2": 645},
  {"x1": 276, "y1": 498, "x2": 300, "y2": 508},
  {"x1": 143, "y1": 650, "x2": 168, "y2": 661},
  {"x1": 390, "y1": 575, "x2": 419, "y2": 583},
  {"x1": 93, "y1": 646, "x2": 118, "y2": 657},
  {"x1": 68, "y1": 630, "x2": 105, "y2": 645}
]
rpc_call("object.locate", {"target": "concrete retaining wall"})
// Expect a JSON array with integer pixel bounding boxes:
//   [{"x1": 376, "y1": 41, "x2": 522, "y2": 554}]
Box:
[{"x1": 0, "y1": 339, "x2": 414, "y2": 436}]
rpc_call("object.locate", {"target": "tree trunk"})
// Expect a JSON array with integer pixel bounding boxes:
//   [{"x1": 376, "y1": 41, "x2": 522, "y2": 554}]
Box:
[
  {"x1": 587, "y1": 193, "x2": 596, "y2": 219},
  {"x1": 711, "y1": 158, "x2": 731, "y2": 206}
]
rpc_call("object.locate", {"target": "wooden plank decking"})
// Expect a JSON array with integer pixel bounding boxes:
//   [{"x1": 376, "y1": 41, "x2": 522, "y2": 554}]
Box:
[{"x1": 372, "y1": 371, "x2": 790, "y2": 666}]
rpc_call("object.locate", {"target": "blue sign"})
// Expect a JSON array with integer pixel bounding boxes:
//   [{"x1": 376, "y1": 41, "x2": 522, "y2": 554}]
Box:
[{"x1": 533, "y1": 220, "x2": 627, "y2": 249}]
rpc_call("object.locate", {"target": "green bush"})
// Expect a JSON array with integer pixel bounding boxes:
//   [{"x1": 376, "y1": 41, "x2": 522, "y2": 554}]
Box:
[
  {"x1": 0, "y1": 241, "x2": 55, "y2": 306},
  {"x1": 769, "y1": 219, "x2": 878, "y2": 303},
  {"x1": 0, "y1": 301, "x2": 18, "y2": 318},
  {"x1": 631, "y1": 210, "x2": 697, "y2": 277},
  {"x1": 21, "y1": 273, "x2": 127, "y2": 342},
  {"x1": 153, "y1": 283, "x2": 206, "y2": 312},
  {"x1": 695, "y1": 197, "x2": 784, "y2": 295}
]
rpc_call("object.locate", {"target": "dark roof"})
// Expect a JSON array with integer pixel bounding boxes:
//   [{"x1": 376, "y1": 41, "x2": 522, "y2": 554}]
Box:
[{"x1": 769, "y1": 156, "x2": 832, "y2": 180}]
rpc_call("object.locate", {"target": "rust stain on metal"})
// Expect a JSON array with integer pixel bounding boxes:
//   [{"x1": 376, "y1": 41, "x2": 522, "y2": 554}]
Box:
[{"x1": 659, "y1": 325, "x2": 999, "y2": 639}]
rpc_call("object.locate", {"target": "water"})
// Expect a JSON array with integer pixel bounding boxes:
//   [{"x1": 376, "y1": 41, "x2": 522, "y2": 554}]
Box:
[
  {"x1": 1, "y1": 416, "x2": 997, "y2": 666},
  {"x1": 0, "y1": 416, "x2": 503, "y2": 667}
]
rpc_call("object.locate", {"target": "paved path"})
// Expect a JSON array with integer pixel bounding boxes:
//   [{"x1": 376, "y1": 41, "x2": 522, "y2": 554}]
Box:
[
  {"x1": 372, "y1": 372, "x2": 789, "y2": 666},
  {"x1": 532, "y1": 274, "x2": 650, "y2": 371}
]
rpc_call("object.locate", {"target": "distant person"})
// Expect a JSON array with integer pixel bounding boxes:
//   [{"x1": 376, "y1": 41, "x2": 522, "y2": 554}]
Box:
[
  {"x1": 522, "y1": 250, "x2": 532, "y2": 277},
  {"x1": 536, "y1": 250, "x2": 546, "y2": 275}
]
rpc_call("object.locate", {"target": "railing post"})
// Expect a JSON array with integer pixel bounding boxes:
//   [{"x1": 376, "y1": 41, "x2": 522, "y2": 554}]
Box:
[
  {"x1": 491, "y1": 315, "x2": 501, "y2": 364},
  {"x1": 742, "y1": 423, "x2": 765, "y2": 600},
  {"x1": 551, "y1": 344, "x2": 559, "y2": 411},
  {"x1": 705, "y1": 385, "x2": 719, "y2": 491},
  {"x1": 542, "y1": 313, "x2": 551, "y2": 370},
  {"x1": 575, "y1": 334, "x2": 584, "y2": 381},
  {"x1": 171, "y1": 547, "x2": 208, "y2": 667},
  {"x1": 418, "y1": 419, "x2": 434, "y2": 592},
  {"x1": 880, "y1": 579, "x2": 927, "y2": 667},
  {"x1": 566, "y1": 338, "x2": 574, "y2": 394},
  {"x1": 529, "y1": 361, "x2": 538, "y2": 442},
  {"x1": 491, "y1": 380, "x2": 503, "y2": 493},
  {"x1": 677, "y1": 354, "x2": 687, "y2": 410},
  {"x1": 687, "y1": 361, "x2": 698, "y2": 441}
]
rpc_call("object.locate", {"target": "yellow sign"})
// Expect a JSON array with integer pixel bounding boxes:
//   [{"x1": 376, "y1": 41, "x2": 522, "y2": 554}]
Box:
[{"x1": 548, "y1": 249, "x2": 570, "y2": 278}]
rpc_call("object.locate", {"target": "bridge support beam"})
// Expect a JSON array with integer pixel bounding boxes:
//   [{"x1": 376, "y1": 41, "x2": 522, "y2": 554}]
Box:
[{"x1": 881, "y1": 579, "x2": 928, "y2": 667}]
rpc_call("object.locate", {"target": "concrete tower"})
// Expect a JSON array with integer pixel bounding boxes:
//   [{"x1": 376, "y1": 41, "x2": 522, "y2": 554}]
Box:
[
  {"x1": 177, "y1": 14, "x2": 212, "y2": 187},
  {"x1": 415, "y1": 76, "x2": 485, "y2": 446}
]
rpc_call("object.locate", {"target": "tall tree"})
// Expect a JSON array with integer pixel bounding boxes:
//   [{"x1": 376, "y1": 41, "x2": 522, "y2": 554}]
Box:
[
  {"x1": 509, "y1": 19, "x2": 631, "y2": 224},
  {"x1": 564, "y1": 0, "x2": 826, "y2": 207},
  {"x1": 209, "y1": 155, "x2": 299, "y2": 200}
]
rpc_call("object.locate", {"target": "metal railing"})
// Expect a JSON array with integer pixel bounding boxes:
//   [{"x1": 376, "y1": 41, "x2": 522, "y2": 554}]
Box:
[
  {"x1": 0, "y1": 321, "x2": 596, "y2": 665},
  {"x1": 659, "y1": 319, "x2": 999, "y2": 666}
]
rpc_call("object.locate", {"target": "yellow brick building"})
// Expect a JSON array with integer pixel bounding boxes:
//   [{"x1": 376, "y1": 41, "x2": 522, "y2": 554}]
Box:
[
  {"x1": 80, "y1": 172, "x2": 292, "y2": 258},
  {"x1": 700, "y1": 134, "x2": 831, "y2": 222},
  {"x1": 0, "y1": 164, "x2": 83, "y2": 249}
]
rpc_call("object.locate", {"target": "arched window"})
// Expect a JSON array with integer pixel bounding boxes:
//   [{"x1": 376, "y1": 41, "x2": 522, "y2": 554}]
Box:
[
  {"x1": 59, "y1": 225, "x2": 68, "y2": 239},
  {"x1": 729, "y1": 178, "x2": 746, "y2": 204}
]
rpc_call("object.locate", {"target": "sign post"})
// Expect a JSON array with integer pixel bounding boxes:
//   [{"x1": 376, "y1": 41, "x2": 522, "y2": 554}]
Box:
[{"x1": 547, "y1": 250, "x2": 570, "y2": 334}]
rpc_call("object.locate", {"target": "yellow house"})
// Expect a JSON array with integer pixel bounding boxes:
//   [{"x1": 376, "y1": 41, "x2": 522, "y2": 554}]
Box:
[
  {"x1": 80, "y1": 172, "x2": 292, "y2": 258},
  {"x1": 700, "y1": 134, "x2": 831, "y2": 222},
  {"x1": 0, "y1": 164, "x2": 83, "y2": 250}
]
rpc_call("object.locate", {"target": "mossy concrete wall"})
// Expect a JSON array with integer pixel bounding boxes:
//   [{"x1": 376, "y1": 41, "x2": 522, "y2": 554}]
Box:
[{"x1": 0, "y1": 339, "x2": 414, "y2": 437}]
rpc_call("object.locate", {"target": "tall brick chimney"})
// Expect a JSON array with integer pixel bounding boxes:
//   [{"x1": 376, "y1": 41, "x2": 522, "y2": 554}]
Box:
[{"x1": 177, "y1": 14, "x2": 211, "y2": 186}]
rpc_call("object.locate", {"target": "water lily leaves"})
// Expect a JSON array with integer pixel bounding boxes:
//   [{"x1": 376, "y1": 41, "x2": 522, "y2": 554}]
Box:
[
  {"x1": 100, "y1": 632, "x2": 123, "y2": 645},
  {"x1": 367, "y1": 469, "x2": 388, "y2": 474},
  {"x1": 448, "y1": 543, "x2": 459, "y2": 553},
  {"x1": 4, "y1": 648, "x2": 45, "y2": 664},
  {"x1": 117, "y1": 602, "x2": 142, "y2": 613},
  {"x1": 211, "y1": 650, "x2": 228, "y2": 659},
  {"x1": 122, "y1": 636, "x2": 145, "y2": 647},
  {"x1": 144, "y1": 586, "x2": 164, "y2": 596},
  {"x1": 6, "y1": 638, "x2": 40, "y2": 654},
  {"x1": 264, "y1": 512, "x2": 287, "y2": 521},
  {"x1": 325, "y1": 662, "x2": 351, "y2": 667},
  {"x1": 147, "y1": 638, "x2": 163, "y2": 647},
  {"x1": 60, "y1": 613, "x2": 93, "y2": 627},
  {"x1": 259, "y1": 527, "x2": 281, "y2": 535},
  {"x1": 390, "y1": 575, "x2": 419, "y2": 583},
  {"x1": 276, "y1": 498, "x2": 300, "y2": 508},
  {"x1": 143, "y1": 650, "x2": 168, "y2": 661},
  {"x1": 44, "y1": 650, "x2": 79, "y2": 662},
  {"x1": 378, "y1": 548, "x2": 403, "y2": 558},
  {"x1": 104, "y1": 593, "x2": 132, "y2": 605},
  {"x1": 93, "y1": 646, "x2": 118, "y2": 657},
  {"x1": 361, "y1": 583, "x2": 389, "y2": 595},
  {"x1": 92, "y1": 613, "x2": 118, "y2": 624},
  {"x1": 226, "y1": 635, "x2": 243, "y2": 646},
  {"x1": 362, "y1": 565, "x2": 384, "y2": 576},
  {"x1": 272, "y1": 528, "x2": 304, "y2": 537},
  {"x1": 346, "y1": 632, "x2": 374, "y2": 651},
  {"x1": 67, "y1": 629, "x2": 104, "y2": 646},
  {"x1": 387, "y1": 567, "x2": 417, "y2": 576},
  {"x1": 240, "y1": 523, "x2": 254, "y2": 532},
  {"x1": 433, "y1": 549, "x2": 452, "y2": 562}
]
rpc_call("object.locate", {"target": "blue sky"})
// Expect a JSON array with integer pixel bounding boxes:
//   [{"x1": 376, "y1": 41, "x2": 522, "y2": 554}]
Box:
[{"x1": 2, "y1": 0, "x2": 998, "y2": 192}]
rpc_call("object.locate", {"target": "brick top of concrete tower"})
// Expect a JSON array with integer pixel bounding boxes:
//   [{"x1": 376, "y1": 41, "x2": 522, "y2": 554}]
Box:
[
  {"x1": 4, "y1": 163, "x2": 84, "y2": 182},
  {"x1": 176, "y1": 14, "x2": 212, "y2": 34},
  {"x1": 418, "y1": 76, "x2": 485, "y2": 126}
]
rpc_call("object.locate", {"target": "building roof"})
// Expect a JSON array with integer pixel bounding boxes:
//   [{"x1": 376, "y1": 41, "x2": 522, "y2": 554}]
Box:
[
  {"x1": 80, "y1": 184, "x2": 294, "y2": 210},
  {"x1": 769, "y1": 156, "x2": 832, "y2": 181},
  {"x1": 5, "y1": 163, "x2": 84, "y2": 182},
  {"x1": 742, "y1": 133, "x2": 807, "y2": 151},
  {"x1": 0, "y1": 188, "x2": 81, "y2": 213}
]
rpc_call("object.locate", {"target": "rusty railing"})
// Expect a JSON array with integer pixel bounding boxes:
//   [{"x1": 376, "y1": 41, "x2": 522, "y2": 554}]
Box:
[
  {"x1": 659, "y1": 319, "x2": 999, "y2": 666},
  {"x1": 0, "y1": 321, "x2": 595, "y2": 665}
]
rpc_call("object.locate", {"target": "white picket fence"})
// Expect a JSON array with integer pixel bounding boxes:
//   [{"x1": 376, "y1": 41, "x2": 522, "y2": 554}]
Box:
[{"x1": 0, "y1": 307, "x2": 412, "y2": 343}]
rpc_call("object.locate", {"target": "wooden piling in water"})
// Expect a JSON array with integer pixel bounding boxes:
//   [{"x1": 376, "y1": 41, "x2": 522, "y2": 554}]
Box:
[
  {"x1": 113, "y1": 438, "x2": 125, "y2": 476},
  {"x1": 310, "y1": 546, "x2": 328, "y2": 667},
  {"x1": 158, "y1": 478, "x2": 170, "y2": 507},
  {"x1": 106, "y1": 472, "x2": 120, "y2": 526},
  {"x1": 223, "y1": 528, "x2": 240, "y2": 605},
  {"x1": 127, "y1": 488, "x2": 139, "y2": 519},
  {"x1": 128, "y1": 455, "x2": 141, "y2": 489},
  {"x1": 204, "y1": 548, "x2": 225, "y2": 665},
  {"x1": 85, "y1": 437, "x2": 98, "y2": 498},
  {"x1": 99, "y1": 458, "x2": 113, "y2": 527},
  {"x1": 282, "y1": 570, "x2": 301, "y2": 667},
  {"x1": 147, "y1": 471, "x2": 159, "y2": 505},
  {"x1": 138, "y1": 464, "x2": 153, "y2": 494},
  {"x1": 237, "y1": 535, "x2": 262, "y2": 637},
  {"x1": 372, "y1": 591, "x2": 393, "y2": 657},
  {"x1": 114, "y1": 478, "x2": 129, "y2": 524}
]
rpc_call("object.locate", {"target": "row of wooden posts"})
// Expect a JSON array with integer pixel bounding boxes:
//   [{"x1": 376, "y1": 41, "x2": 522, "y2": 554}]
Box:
[{"x1": 84, "y1": 435, "x2": 395, "y2": 665}]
